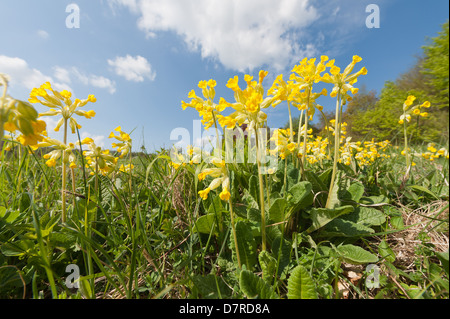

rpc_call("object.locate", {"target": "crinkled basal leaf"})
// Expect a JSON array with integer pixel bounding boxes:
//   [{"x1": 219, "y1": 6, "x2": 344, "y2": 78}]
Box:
[
  {"x1": 306, "y1": 205, "x2": 354, "y2": 233},
  {"x1": 268, "y1": 198, "x2": 287, "y2": 223},
  {"x1": 192, "y1": 274, "x2": 232, "y2": 299},
  {"x1": 258, "y1": 250, "x2": 277, "y2": 283},
  {"x1": 287, "y1": 265, "x2": 318, "y2": 299},
  {"x1": 337, "y1": 244, "x2": 378, "y2": 265},
  {"x1": 321, "y1": 219, "x2": 374, "y2": 237},
  {"x1": 230, "y1": 221, "x2": 257, "y2": 270},
  {"x1": 288, "y1": 181, "x2": 313, "y2": 210},
  {"x1": 239, "y1": 270, "x2": 278, "y2": 299},
  {"x1": 343, "y1": 206, "x2": 386, "y2": 227}
]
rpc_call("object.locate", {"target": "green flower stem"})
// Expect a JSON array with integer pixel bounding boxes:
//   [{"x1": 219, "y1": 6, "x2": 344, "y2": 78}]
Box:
[
  {"x1": 61, "y1": 118, "x2": 68, "y2": 223},
  {"x1": 301, "y1": 88, "x2": 311, "y2": 174},
  {"x1": 287, "y1": 101, "x2": 294, "y2": 143},
  {"x1": 254, "y1": 128, "x2": 267, "y2": 251},
  {"x1": 326, "y1": 92, "x2": 342, "y2": 209},
  {"x1": 403, "y1": 114, "x2": 410, "y2": 168},
  {"x1": 228, "y1": 198, "x2": 241, "y2": 269}
]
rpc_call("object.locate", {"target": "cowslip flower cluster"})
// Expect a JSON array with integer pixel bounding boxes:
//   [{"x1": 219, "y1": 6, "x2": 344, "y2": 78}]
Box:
[
  {"x1": 320, "y1": 55, "x2": 367, "y2": 103},
  {"x1": 1, "y1": 73, "x2": 47, "y2": 146},
  {"x1": 29, "y1": 82, "x2": 96, "y2": 133},
  {"x1": 82, "y1": 137, "x2": 118, "y2": 176},
  {"x1": 398, "y1": 95, "x2": 431, "y2": 124},
  {"x1": 109, "y1": 126, "x2": 132, "y2": 158},
  {"x1": 197, "y1": 156, "x2": 231, "y2": 201},
  {"x1": 339, "y1": 138, "x2": 391, "y2": 168},
  {"x1": 37, "y1": 137, "x2": 78, "y2": 168},
  {"x1": 221, "y1": 71, "x2": 275, "y2": 132},
  {"x1": 182, "y1": 79, "x2": 227, "y2": 130},
  {"x1": 419, "y1": 143, "x2": 449, "y2": 161},
  {"x1": 270, "y1": 128, "x2": 298, "y2": 160}
]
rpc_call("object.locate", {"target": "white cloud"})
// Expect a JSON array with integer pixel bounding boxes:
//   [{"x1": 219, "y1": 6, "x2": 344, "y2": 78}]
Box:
[
  {"x1": 0, "y1": 55, "x2": 54, "y2": 90},
  {"x1": 37, "y1": 30, "x2": 50, "y2": 39},
  {"x1": 111, "y1": 0, "x2": 320, "y2": 72},
  {"x1": 80, "y1": 132, "x2": 107, "y2": 148},
  {"x1": 53, "y1": 66, "x2": 116, "y2": 94},
  {"x1": 0, "y1": 55, "x2": 115, "y2": 95},
  {"x1": 107, "y1": 54, "x2": 156, "y2": 82}
]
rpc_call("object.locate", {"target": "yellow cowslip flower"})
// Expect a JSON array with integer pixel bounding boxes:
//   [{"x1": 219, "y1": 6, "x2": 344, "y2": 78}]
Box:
[
  {"x1": 269, "y1": 128, "x2": 298, "y2": 160},
  {"x1": 197, "y1": 155, "x2": 230, "y2": 201},
  {"x1": 119, "y1": 163, "x2": 134, "y2": 173},
  {"x1": 181, "y1": 79, "x2": 225, "y2": 130},
  {"x1": 29, "y1": 82, "x2": 96, "y2": 133},
  {"x1": 0, "y1": 77, "x2": 46, "y2": 146},
  {"x1": 109, "y1": 126, "x2": 132, "y2": 158},
  {"x1": 327, "y1": 120, "x2": 348, "y2": 144},
  {"x1": 82, "y1": 138, "x2": 117, "y2": 176},
  {"x1": 222, "y1": 70, "x2": 276, "y2": 132},
  {"x1": 290, "y1": 56, "x2": 329, "y2": 90},
  {"x1": 399, "y1": 95, "x2": 431, "y2": 124},
  {"x1": 319, "y1": 55, "x2": 367, "y2": 104},
  {"x1": 35, "y1": 137, "x2": 78, "y2": 168}
]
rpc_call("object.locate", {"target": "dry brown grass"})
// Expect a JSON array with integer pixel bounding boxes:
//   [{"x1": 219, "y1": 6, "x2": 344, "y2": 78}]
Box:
[{"x1": 386, "y1": 200, "x2": 449, "y2": 271}]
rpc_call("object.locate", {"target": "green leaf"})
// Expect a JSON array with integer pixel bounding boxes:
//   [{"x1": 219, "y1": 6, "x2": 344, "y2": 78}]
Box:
[
  {"x1": 288, "y1": 181, "x2": 313, "y2": 210},
  {"x1": 258, "y1": 251, "x2": 277, "y2": 283},
  {"x1": 239, "y1": 270, "x2": 278, "y2": 299},
  {"x1": 192, "y1": 274, "x2": 232, "y2": 299},
  {"x1": 360, "y1": 195, "x2": 389, "y2": 205},
  {"x1": 347, "y1": 182, "x2": 365, "y2": 203},
  {"x1": 378, "y1": 240, "x2": 396, "y2": 263},
  {"x1": 337, "y1": 244, "x2": 378, "y2": 265},
  {"x1": 327, "y1": 170, "x2": 344, "y2": 209},
  {"x1": 407, "y1": 185, "x2": 440, "y2": 200},
  {"x1": 322, "y1": 219, "x2": 374, "y2": 237},
  {"x1": 306, "y1": 205, "x2": 354, "y2": 234},
  {"x1": 1, "y1": 240, "x2": 36, "y2": 257},
  {"x1": 231, "y1": 221, "x2": 257, "y2": 270},
  {"x1": 344, "y1": 207, "x2": 386, "y2": 227},
  {"x1": 271, "y1": 236, "x2": 291, "y2": 276},
  {"x1": 0, "y1": 207, "x2": 19, "y2": 223},
  {"x1": 193, "y1": 213, "x2": 219, "y2": 236},
  {"x1": 287, "y1": 265, "x2": 318, "y2": 299},
  {"x1": 248, "y1": 175, "x2": 259, "y2": 204},
  {"x1": 268, "y1": 198, "x2": 287, "y2": 223},
  {"x1": 436, "y1": 251, "x2": 449, "y2": 276}
]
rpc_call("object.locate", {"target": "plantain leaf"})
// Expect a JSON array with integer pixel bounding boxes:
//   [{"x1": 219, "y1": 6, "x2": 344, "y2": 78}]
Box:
[
  {"x1": 343, "y1": 206, "x2": 386, "y2": 227},
  {"x1": 288, "y1": 181, "x2": 313, "y2": 211},
  {"x1": 192, "y1": 274, "x2": 232, "y2": 299},
  {"x1": 347, "y1": 182, "x2": 365, "y2": 203},
  {"x1": 378, "y1": 240, "x2": 396, "y2": 263},
  {"x1": 239, "y1": 270, "x2": 278, "y2": 299},
  {"x1": 258, "y1": 251, "x2": 277, "y2": 283},
  {"x1": 337, "y1": 244, "x2": 378, "y2": 265},
  {"x1": 230, "y1": 221, "x2": 257, "y2": 270},
  {"x1": 321, "y1": 219, "x2": 374, "y2": 237},
  {"x1": 407, "y1": 184, "x2": 440, "y2": 200},
  {"x1": 194, "y1": 213, "x2": 219, "y2": 236},
  {"x1": 268, "y1": 198, "x2": 287, "y2": 223},
  {"x1": 287, "y1": 265, "x2": 318, "y2": 299},
  {"x1": 306, "y1": 205, "x2": 354, "y2": 233}
]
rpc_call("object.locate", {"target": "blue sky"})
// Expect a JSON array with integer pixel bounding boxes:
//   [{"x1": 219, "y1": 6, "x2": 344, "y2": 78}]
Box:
[{"x1": 0, "y1": 0, "x2": 448, "y2": 152}]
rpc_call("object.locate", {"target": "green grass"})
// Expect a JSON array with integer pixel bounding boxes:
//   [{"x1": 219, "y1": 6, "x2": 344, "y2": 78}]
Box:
[{"x1": 0, "y1": 140, "x2": 448, "y2": 299}]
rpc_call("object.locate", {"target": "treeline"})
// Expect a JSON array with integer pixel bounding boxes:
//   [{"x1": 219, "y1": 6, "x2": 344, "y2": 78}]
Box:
[{"x1": 288, "y1": 20, "x2": 449, "y2": 145}]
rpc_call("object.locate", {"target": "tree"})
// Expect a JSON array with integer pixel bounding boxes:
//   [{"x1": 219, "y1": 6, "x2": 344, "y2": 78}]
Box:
[{"x1": 421, "y1": 20, "x2": 449, "y2": 110}]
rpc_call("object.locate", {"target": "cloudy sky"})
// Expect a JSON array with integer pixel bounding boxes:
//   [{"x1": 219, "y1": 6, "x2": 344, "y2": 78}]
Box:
[{"x1": 0, "y1": 0, "x2": 448, "y2": 151}]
